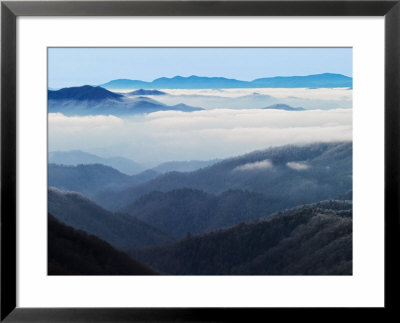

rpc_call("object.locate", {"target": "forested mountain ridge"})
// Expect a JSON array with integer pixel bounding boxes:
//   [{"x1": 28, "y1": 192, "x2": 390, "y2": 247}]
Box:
[
  {"x1": 48, "y1": 187, "x2": 171, "y2": 250},
  {"x1": 48, "y1": 158, "x2": 220, "y2": 197},
  {"x1": 130, "y1": 200, "x2": 352, "y2": 275},
  {"x1": 122, "y1": 188, "x2": 285, "y2": 239},
  {"x1": 94, "y1": 142, "x2": 352, "y2": 212}
]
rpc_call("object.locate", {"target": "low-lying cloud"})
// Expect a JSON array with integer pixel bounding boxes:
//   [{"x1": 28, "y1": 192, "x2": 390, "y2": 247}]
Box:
[
  {"x1": 147, "y1": 88, "x2": 352, "y2": 110},
  {"x1": 234, "y1": 159, "x2": 273, "y2": 172},
  {"x1": 48, "y1": 108, "x2": 352, "y2": 167},
  {"x1": 286, "y1": 161, "x2": 310, "y2": 171}
]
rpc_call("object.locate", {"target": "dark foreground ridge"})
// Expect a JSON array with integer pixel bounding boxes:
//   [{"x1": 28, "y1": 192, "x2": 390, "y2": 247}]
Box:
[
  {"x1": 48, "y1": 214, "x2": 158, "y2": 275},
  {"x1": 130, "y1": 200, "x2": 352, "y2": 275}
]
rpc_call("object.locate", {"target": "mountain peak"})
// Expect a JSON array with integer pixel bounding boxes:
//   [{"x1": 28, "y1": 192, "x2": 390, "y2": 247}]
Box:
[{"x1": 48, "y1": 85, "x2": 123, "y2": 101}]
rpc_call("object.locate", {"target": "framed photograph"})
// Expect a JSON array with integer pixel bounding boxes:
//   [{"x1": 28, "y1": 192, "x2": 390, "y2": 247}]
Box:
[{"x1": 1, "y1": 0, "x2": 399, "y2": 321}]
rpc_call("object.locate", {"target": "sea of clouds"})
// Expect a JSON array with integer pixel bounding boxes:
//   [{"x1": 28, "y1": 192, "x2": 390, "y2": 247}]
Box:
[
  {"x1": 122, "y1": 88, "x2": 352, "y2": 110},
  {"x1": 48, "y1": 108, "x2": 352, "y2": 167}
]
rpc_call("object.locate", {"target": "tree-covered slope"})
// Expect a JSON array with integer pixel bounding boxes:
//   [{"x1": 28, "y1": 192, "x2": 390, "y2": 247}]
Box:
[
  {"x1": 122, "y1": 188, "x2": 284, "y2": 239},
  {"x1": 130, "y1": 200, "x2": 352, "y2": 275},
  {"x1": 48, "y1": 214, "x2": 158, "y2": 275},
  {"x1": 48, "y1": 187, "x2": 171, "y2": 250},
  {"x1": 94, "y1": 142, "x2": 352, "y2": 212}
]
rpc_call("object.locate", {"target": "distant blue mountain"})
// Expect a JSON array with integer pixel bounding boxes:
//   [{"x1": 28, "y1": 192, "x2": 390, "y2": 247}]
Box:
[
  {"x1": 49, "y1": 150, "x2": 145, "y2": 175},
  {"x1": 263, "y1": 104, "x2": 305, "y2": 111},
  {"x1": 253, "y1": 73, "x2": 352, "y2": 88},
  {"x1": 48, "y1": 85, "x2": 123, "y2": 101},
  {"x1": 101, "y1": 73, "x2": 352, "y2": 90},
  {"x1": 48, "y1": 163, "x2": 159, "y2": 197},
  {"x1": 128, "y1": 89, "x2": 166, "y2": 96},
  {"x1": 151, "y1": 75, "x2": 248, "y2": 89},
  {"x1": 48, "y1": 86, "x2": 203, "y2": 116}
]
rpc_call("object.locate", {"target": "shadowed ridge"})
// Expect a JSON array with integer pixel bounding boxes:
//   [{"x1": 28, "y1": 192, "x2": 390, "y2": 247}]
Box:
[{"x1": 48, "y1": 214, "x2": 159, "y2": 275}]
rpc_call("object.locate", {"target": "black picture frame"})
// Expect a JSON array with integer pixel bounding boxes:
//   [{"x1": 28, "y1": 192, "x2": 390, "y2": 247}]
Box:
[{"x1": 1, "y1": 0, "x2": 399, "y2": 321}]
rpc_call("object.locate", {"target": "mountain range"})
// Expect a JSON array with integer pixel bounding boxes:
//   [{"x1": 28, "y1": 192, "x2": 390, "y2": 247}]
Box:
[
  {"x1": 100, "y1": 73, "x2": 352, "y2": 90},
  {"x1": 48, "y1": 86, "x2": 203, "y2": 116},
  {"x1": 47, "y1": 141, "x2": 353, "y2": 275},
  {"x1": 49, "y1": 193, "x2": 352, "y2": 275},
  {"x1": 49, "y1": 150, "x2": 221, "y2": 176},
  {"x1": 48, "y1": 158, "x2": 222, "y2": 196},
  {"x1": 93, "y1": 142, "x2": 352, "y2": 212},
  {"x1": 48, "y1": 187, "x2": 171, "y2": 250}
]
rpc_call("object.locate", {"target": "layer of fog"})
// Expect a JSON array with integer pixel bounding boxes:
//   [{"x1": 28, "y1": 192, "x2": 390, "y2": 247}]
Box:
[
  {"x1": 234, "y1": 159, "x2": 273, "y2": 172},
  {"x1": 121, "y1": 88, "x2": 352, "y2": 110},
  {"x1": 48, "y1": 108, "x2": 352, "y2": 167},
  {"x1": 286, "y1": 161, "x2": 310, "y2": 171}
]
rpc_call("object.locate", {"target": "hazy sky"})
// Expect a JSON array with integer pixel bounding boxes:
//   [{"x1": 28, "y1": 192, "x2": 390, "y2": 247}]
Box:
[{"x1": 48, "y1": 48, "x2": 352, "y2": 89}]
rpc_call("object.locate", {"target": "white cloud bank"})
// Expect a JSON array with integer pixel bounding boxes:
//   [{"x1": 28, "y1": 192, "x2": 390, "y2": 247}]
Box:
[
  {"x1": 286, "y1": 161, "x2": 310, "y2": 171},
  {"x1": 234, "y1": 159, "x2": 273, "y2": 172},
  {"x1": 161, "y1": 87, "x2": 352, "y2": 100},
  {"x1": 140, "y1": 88, "x2": 352, "y2": 110},
  {"x1": 48, "y1": 108, "x2": 352, "y2": 167}
]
